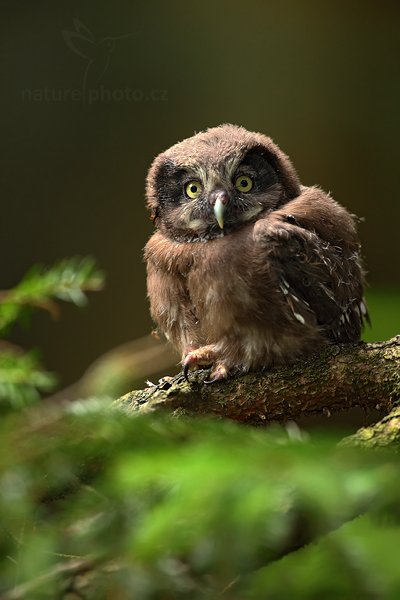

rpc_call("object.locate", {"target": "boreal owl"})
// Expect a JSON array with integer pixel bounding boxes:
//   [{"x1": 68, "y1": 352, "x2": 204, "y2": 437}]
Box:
[{"x1": 144, "y1": 124, "x2": 368, "y2": 383}]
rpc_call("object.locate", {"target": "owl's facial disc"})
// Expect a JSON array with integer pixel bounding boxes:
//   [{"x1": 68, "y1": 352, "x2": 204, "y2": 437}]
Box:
[{"x1": 149, "y1": 137, "x2": 290, "y2": 241}]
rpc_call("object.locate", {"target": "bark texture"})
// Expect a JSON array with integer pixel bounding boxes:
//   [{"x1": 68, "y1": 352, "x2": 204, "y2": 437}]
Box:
[{"x1": 116, "y1": 336, "x2": 400, "y2": 427}]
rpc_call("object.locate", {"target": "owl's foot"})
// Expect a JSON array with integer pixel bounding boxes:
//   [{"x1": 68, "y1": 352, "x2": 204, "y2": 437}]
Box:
[
  {"x1": 183, "y1": 346, "x2": 228, "y2": 383},
  {"x1": 204, "y1": 364, "x2": 228, "y2": 384}
]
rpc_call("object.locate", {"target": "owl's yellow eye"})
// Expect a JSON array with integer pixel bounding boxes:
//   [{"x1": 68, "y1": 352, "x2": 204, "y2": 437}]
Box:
[
  {"x1": 235, "y1": 175, "x2": 253, "y2": 193},
  {"x1": 185, "y1": 180, "x2": 203, "y2": 199}
]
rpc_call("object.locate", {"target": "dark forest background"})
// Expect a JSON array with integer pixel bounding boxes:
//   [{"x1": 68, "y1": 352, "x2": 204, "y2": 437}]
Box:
[{"x1": 2, "y1": 0, "x2": 399, "y2": 389}]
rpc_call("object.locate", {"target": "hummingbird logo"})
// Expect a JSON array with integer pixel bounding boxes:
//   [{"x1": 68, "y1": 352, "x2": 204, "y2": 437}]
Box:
[{"x1": 62, "y1": 18, "x2": 131, "y2": 95}]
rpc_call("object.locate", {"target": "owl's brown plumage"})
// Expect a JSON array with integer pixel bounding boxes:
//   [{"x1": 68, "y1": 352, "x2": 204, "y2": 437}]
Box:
[{"x1": 144, "y1": 124, "x2": 368, "y2": 382}]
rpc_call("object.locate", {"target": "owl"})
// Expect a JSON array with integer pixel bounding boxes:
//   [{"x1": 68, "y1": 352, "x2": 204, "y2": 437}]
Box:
[{"x1": 144, "y1": 124, "x2": 368, "y2": 383}]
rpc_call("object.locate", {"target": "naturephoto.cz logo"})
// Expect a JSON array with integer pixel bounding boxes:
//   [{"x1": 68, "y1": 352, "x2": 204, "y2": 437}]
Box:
[{"x1": 21, "y1": 18, "x2": 168, "y2": 104}]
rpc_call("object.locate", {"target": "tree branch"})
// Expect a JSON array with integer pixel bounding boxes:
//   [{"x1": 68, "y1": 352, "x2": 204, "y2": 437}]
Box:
[{"x1": 115, "y1": 337, "x2": 400, "y2": 426}]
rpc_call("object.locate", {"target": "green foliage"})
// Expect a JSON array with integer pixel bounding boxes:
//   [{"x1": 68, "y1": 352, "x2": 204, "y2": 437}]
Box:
[
  {"x1": 363, "y1": 288, "x2": 400, "y2": 343},
  {"x1": 0, "y1": 257, "x2": 104, "y2": 410},
  {"x1": 0, "y1": 350, "x2": 56, "y2": 410},
  {"x1": 0, "y1": 259, "x2": 398, "y2": 598},
  {"x1": 1, "y1": 406, "x2": 400, "y2": 599},
  {"x1": 249, "y1": 514, "x2": 400, "y2": 599},
  {"x1": 0, "y1": 256, "x2": 104, "y2": 335}
]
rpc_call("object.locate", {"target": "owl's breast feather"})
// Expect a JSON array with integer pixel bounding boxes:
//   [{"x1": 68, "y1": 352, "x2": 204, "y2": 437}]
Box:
[{"x1": 184, "y1": 223, "x2": 279, "y2": 331}]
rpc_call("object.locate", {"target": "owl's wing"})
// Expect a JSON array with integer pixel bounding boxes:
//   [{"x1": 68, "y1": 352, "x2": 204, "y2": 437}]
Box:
[{"x1": 256, "y1": 191, "x2": 369, "y2": 343}]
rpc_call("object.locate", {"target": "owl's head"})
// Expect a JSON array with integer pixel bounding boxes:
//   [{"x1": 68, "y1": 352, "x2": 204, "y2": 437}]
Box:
[{"x1": 146, "y1": 124, "x2": 301, "y2": 241}]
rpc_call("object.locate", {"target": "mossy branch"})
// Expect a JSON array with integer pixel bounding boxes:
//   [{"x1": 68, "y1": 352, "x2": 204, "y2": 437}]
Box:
[{"x1": 116, "y1": 337, "x2": 400, "y2": 428}]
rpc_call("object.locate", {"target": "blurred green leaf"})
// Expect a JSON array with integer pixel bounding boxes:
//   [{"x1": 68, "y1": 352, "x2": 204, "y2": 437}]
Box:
[
  {"x1": 0, "y1": 256, "x2": 104, "y2": 335},
  {"x1": 1, "y1": 408, "x2": 400, "y2": 598},
  {"x1": 363, "y1": 288, "x2": 400, "y2": 342},
  {"x1": 247, "y1": 515, "x2": 400, "y2": 599},
  {"x1": 0, "y1": 350, "x2": 56, "y2": 410}
]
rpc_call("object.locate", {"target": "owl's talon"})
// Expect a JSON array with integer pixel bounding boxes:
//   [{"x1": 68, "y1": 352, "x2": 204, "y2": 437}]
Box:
[
  {"x1": 183, "y1": 361, "x2": 191, "y2": 382},
  {"x1": 204, "y1": 364, "x2": 228, "y2": 384},
  {"x1": 183, "y1": 348, "x2": 218, "y2": 382},
  {"x1": 183, "y1": 353, "x2": 196, "y2": 382}
]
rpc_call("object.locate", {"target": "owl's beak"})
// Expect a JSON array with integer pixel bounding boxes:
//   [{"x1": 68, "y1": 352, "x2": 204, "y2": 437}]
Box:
[
  {"x1": 209, "y1": 189, "x2": 229, "y2": 229},
  {"x1": 214, "y1": 197, "x2": 225, "y2": 229}
]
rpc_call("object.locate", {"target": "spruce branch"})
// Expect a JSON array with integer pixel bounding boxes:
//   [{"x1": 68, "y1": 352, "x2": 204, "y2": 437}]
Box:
[
  {"x1": 0, "y1": 350, "x2": 56, "y2": 409},
  {"x1": 0, "y1": 256, "x2": 104, "y2": 334}
]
